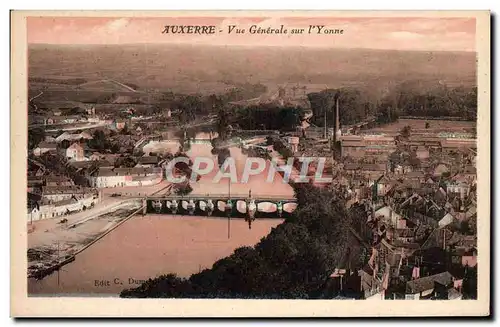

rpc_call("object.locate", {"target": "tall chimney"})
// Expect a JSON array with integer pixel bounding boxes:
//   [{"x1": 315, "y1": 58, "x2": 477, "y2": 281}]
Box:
[
  {"x1": 334, "y1": 94, "x2": 340, "y2": 144},
  {"x1": 324, "y1": 104, "x2": 328, "y2": 139}
]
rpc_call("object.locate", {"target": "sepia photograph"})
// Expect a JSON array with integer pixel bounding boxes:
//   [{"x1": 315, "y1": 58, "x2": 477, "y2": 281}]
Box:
[{"x1": 10, "y1": 10, "x2": 490, "y2": 317}]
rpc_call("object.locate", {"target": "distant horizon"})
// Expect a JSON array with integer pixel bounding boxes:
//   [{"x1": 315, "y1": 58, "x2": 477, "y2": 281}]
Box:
[{"x1": 27, "y1": 42, "x2": 477, "y2": 54}]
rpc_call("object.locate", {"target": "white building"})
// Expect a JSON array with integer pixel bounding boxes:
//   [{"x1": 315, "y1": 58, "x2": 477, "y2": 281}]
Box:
[
  {"x1": 27, "y1": 193, "x2": 99, "y2": 221},
  {"x1": 438, "y1": 212, "x2": 455, "y2": 228},
  {"x1": 89, "y1": 167, "x2": 163, "y2": 188},
  {"x1": 375, "y1": 205, "x2": 402, "y2": 228},
  {"x1": 405, "y1": 272, "x2": 455, "y2": 300},
  {"x1": 42, "y1": 185, "x2": 96, "y2": 202},
  {"x1": 55, "y1": 132, "x2": 93, "y2": 143},
  {"x1": 60, "y1": 143, "x2": 85, "y2": 161},
  {"x1": 33, "y1": 142, "x2": 57, "y2": 156},
  {"x1": 286, "y1": 136, "x2": 300, "y2": 154}
]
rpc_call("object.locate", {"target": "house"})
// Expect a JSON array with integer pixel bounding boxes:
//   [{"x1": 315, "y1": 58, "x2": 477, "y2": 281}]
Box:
[
  {"x1": 405, "y1": 271, "x2": 455, "y2": 300},
  {"x1": 438, "y1": 212, "x2": 455, "y2": 228},
  {"x1": 393, "y1": 163, "x2": 412, "y2": 175},
  {"x1": 89, "y1": 167, "x2": 163, "y2": 188},
  {"x1": 441, "y1": 139, "x2": 477, "y2": 155},
  {"x1": 360, "y1": 163, "x2": 387, "y2": 182},
  {"x1": 55, "y1": 132, "x2": 71, "y2": 143},
  {"x1": 87, "y1": 152, "x2": 103, "y2": 161},
  {"x1": 27, "y1": 205, "x2": 41, "y2": 222},
  {"x1": 136, "y1": 156, "x2": 160, "y2": 168},
  {"x1": 331, "y1": 263, "x2": 387, "y2": 300},
  {"x1": 45, "y1": 175, "x2": 75, "y2": 187},
  {"x1": 86, "y1": 105, "x2": 96, "y2": 116},
  {"x1": 447, "y1": 288, "x2": 463, "y2": 300},
  {"x1": 465, "y1": 205, "x2": 477, "y2": 220},
  {"x1": 60, "y1": 142, "x2": 85, "y2": 161},
  {"x1": 415, "y1": 146, "x2": 430, "y2": 160},
  {"x1": 42, "y1": 185, "x2": 97, "y2": 202},
  {"x1": 463, "y1": 165, "x2": 477, "y2": 181},
  {"x1": 79, "y1": 131, "x2": 93, "y2": 140},
  {"x1": 343, "y1": 163, "x2": 361, "y2": 175},
  {"x1": 286, "y1": 136, "x2": 300, "y2": 154},
  {"x1": 446, "y1": 178, "x2": 470, "y2": 196},
  {"x1": 33, "y1": 142, "x2": 57, "y2": 156},
  {"x1": 373, "y1": 175, "x2": 395, "y2": 197},
  {"x1": 68, "y1": 159, "x2": 114, "y2": 171},
  {"x1": 385, "y1": 252, "x2": 403, "y2": 283},
  {"x1": 389, "y1": 227, "x2": 416, "y2": 244},
  {"x1": 405, "y1": 171, "x2": 425, "y2": 182},
  {"x1": 55, "y1": 132, "x2": 93, "y2": 143},
  {"x1": 451, "y1": 247, "x2": 477, "y2": 268},
  {"x1": 374, "y1": 205, "x2": 402, "y2": 228},
  {"x1": 27, "y1": 177, "x2": 44, "y2": 193},
  {"x1": 113, "y1": 119, "x2": 127, "y2": 130},
  {"x1": 44, "y1": 136, "x2": 56, "y2": 143},
  {"x1": 28, "y1": 193, "x2": 99, "y2": 221},
  {"x1": 61, "y1": 115, "x2": 81, "y2": 124},
  {"x1": 433, "y1": 163, "x2": 451, "y2": 177}
]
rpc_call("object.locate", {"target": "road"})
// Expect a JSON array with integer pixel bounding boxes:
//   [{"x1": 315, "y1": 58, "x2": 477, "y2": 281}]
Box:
[
  {"x1": 44, "y1": 121, "x2": 108, "y2": 132},
  {"x1": 27, "y1": 180, "x2": 174, "y2": 278},
  {"x1": 77, "y1": 79, "x2": 140, "y2": 93}
]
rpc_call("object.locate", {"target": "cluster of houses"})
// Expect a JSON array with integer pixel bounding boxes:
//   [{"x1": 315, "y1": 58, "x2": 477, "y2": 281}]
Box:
[
  {"x1": 33, "y1": 132, "x2": 92, "y2": 161},
  {"x1": 327, "y1": 152, "x2": 477, "y2": 300},
  {"x1": 27, "y1": 156, "x2": 166, "y2": 222},
  {"x1": 339, "y1": 133, "x2": 476, "y2": 164},
  {"x1": 27, "y1": 176, "x2": 101, "y2": 222},
  {"x1": 28, "y1": 125, "x2": 169, "y2": 222},
  {"x1": 32, "y1": 127, "x2": 148, "y2": 161}
]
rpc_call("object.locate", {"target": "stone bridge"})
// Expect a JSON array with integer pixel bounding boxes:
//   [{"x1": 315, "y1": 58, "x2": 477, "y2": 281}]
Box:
[{"x1": 142, "y1": 194, "x2": 297, "y2": 219}]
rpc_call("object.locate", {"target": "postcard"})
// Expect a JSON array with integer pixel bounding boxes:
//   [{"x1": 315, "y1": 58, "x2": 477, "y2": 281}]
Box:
[{"x1": 11, "y1": 10, "x2": 490, "y2": 317}]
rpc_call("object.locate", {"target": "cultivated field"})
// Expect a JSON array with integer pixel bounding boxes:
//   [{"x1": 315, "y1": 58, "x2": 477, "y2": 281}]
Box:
[{"x1": 29, "y1": 44, "x2": 477, "y2": 101}]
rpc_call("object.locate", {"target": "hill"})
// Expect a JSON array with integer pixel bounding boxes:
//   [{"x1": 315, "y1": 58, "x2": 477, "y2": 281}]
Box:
[{"x1": 28, "y1": 44, "x2": 476, "y2": 99}]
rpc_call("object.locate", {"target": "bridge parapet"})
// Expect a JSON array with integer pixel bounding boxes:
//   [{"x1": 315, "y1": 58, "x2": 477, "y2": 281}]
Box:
[{"x1": 145, "y1": 195, "x2": 297, "y2": 218}]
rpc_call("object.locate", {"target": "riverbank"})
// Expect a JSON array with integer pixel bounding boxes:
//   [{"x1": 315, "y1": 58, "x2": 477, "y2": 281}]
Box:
[{"x1": 27, "y1": 202, "x2": 141, "y2": 279}]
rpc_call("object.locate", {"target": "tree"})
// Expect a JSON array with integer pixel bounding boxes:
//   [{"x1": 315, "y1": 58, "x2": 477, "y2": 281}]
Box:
[
  {"x1": 215, "y1": 97, "x2": 230, "y2": 141},
  {"x1": 400, "y1": 125, "x2": 412, "y2": 139},
  {"x1": 120, "y1": 124, "x2": 130, "y2": 135},
  {"x1": 176, "y1": 127, "x2": 192, "y2": 153},
  {"x1": 114, "y1": 156, "x2": 137, "y2": 168},
  {"x1": 174, "y1": 182, "x2": 193, "y2": 196},
  {"x1": 88, "y1": 130, "x2": 110, "y2": 151},
  {"x1": 459, "y1": 221, "x2": 472, "y2": 235},
  {"x1": 462, "y1": 266, "x2": 478, "y2": 299},
  {"x1": 60, "y1": 139, "x2": 71, "y2": 149},
  {"x1": 110, "y1": 143, "x2": 120, "y2": 153},
  {"x1": 408, "y1": 151, "x2": 421, "y2": 169},
  {"x1": 28, "y1": 127, "x2": 45, "y2": 149},
  {"x1": 308, "y1": 88, "x2": 372, "y2": 127}
]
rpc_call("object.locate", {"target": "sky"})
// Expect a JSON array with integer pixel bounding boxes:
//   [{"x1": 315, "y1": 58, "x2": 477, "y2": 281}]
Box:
[{"x1": 27, "y1": 16, "x2": 476, "y2": 52}]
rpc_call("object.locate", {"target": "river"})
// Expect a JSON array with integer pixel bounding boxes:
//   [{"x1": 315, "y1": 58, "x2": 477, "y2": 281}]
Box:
[
  {"x1": 28, "y1": 215, "x2": 282, "y2": 296},
  {"x1": 28, "y1": 138, "x2": 294, "y2": 296}
]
